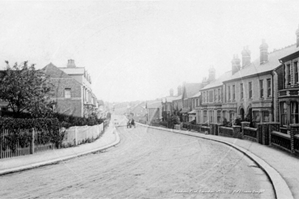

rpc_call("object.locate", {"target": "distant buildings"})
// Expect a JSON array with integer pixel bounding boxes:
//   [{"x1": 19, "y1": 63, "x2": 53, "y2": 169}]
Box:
[
  {"x1": 159, "y1": 28, "x2": 298, "y2": 133},
  {"x1": 43, "y1": 60, "x2": 98, "y2": 117}
]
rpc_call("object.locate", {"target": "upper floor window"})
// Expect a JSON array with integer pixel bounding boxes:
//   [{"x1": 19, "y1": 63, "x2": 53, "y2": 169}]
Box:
[
  {"x1": 287, "y1": 64, "x2": 291, "y2": 85},
  {"x1": 295, "y1": 61, "x2": 298, "y2": 84},
  {"x1": 218, "y1": 88, "x2": 221, "y2": 102},
  {"x1": 240, "y1": 83, "x2": 244, "y2": 99},
  {"x1": 249, "y1": 82, "x2": 252, "y2": 99},
  {"x1": 65, "y1": 88, "x2": 71, "y2": 98},
  {"x1": 228, "y1": 86, "x2": 231, "y2": 101},
  {"x1": 232, "y1": 85, "x2": 235, "y2": 101},
  {"x1": 259, "y1": 80, "x2": 264, "y2": 98},
  {"x1": 209, "y1": 90, "x2": 214, "y2": 102},
  {"x1": 267, "y1": 79, "x2": 271, "y2": 97},
  {"x1": 214, "y1": 89, "x2": 217, "y2": 102}
]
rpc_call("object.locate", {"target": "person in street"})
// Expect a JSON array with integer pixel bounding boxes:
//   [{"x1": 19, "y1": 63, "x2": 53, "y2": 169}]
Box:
[{"x1": 131, "y1": 119, "x2": 135, "y2": 128}]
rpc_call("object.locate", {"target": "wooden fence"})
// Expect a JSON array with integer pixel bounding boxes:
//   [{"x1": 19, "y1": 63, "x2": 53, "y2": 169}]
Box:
[
  {"x1": 0, "y1": 123, "x2": 106, "y2": 159},
  {"x1": 0, "y1": 128, "x2": 55, "y2": 159}
]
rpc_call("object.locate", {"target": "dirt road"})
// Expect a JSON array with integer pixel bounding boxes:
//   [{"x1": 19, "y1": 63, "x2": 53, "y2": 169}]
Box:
[{"x1": 0, "y1": 123, "x2": 274, "y2": 199}]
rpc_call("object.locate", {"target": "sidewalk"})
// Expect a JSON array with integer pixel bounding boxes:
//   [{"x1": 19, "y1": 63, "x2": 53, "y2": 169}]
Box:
[
  {"x1": 138, "y1": 123, "x2": 299, "y2": 199},
  {"x1": 0, "y1": 124, "x2": 120, "y2": 176}
]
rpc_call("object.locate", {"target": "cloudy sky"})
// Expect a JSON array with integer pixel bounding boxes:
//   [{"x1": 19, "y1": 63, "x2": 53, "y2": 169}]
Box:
[{"x1": 0, "y1": 0, "x2": 298, "y2": 102}]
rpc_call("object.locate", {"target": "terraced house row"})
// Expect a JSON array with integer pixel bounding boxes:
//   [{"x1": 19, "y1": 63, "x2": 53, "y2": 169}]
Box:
[{"x1": 162, "y1": 28, "x2": 299, "y2": 132}]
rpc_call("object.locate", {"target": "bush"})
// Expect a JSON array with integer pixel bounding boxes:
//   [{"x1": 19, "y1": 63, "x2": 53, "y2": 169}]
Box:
[
  {"x1": 0, "y1": 118, "x2": 64, "y2": 151},
  {"x1": 53, "y1": 113, "x2": 104, "y2": 128}
]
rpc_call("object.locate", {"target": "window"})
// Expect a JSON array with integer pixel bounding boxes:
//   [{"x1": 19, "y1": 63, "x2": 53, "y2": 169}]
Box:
[
  {"x1": 287, "y1": 64, "x2": 291, "y2": 85},
  {"x1": 291, "y1": 102, "x2": 299, "y2": 124},
  {"x1": 203, "y1": 111, "x2": 207, "y2": 123},
  {"x1": 281, "y1": 102, "x2": 287, "y2": 125},
  {"x1": 232, "y1": 85, "x2": 235, "y2": 101},
  {"x1": 249, "y1": 82, "x2": 252, "y2": 99},
  {"x1": 262, "y1": 111, "x2": 269, "y2": 122},
  {"x1": 217, "y1": 111, "x2": 221, "y2": 123},
  {"x1": 218, "y1": 88, "x2": 221, "y2": 101},
  {"x1": 209, "y1": 90, "x2": 214, "y2": 102},
  {"x1": 228, "y1": 86, "x2": 231, "y2": 101},
  {"x1": 214, "y1": 89, "x2": 217, "y2": 102},
  {"x1": 295, "y1": 61, "x2": 298, "y2": 84},
  {"x1": 229, "y1": 111, "x2": 234, "y2": 123},
  {"x1": 260, "y1": 80, "x2": 264, "y2": 98},
  {"x1": 209, "y1": 110, "x2": 213, "y2": 123},
  {"x1": 240, "y1": 83, "x2": 244, "y2": 99},
  {"x1": 267, "y1": 79, "x2": 271, "y2": 97},
  {"x1": 65, "y1": 88, "x2": 71, "y2": 98}
]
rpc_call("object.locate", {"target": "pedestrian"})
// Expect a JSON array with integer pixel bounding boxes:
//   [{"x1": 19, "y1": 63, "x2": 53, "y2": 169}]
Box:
[{"x1": 131, "y1": 119, "x2": 135, "y2": 128}]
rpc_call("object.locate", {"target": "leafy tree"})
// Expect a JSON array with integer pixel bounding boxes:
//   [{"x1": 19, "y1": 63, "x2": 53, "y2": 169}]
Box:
[{"x1": 0, "y1": 61, "x2": 55, "y2": 118}]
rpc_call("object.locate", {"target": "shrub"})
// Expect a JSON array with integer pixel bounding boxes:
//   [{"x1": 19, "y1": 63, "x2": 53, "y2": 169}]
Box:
[{"x1": 0, "y1": 118, "x2": 64, "y2": 152}]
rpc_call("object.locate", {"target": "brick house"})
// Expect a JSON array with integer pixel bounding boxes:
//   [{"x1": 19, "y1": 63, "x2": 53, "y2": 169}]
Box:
[
  {"x1": 274, "y1": 32, "x2": 299, "y2": 132},
  {"x1": 43, "y1": 60, "x2": 98, "y2": 117},
  {"x1": 199, "y1": 71, "x2": 232, "y2": 124},
  {"x1": 222, "y1": 40, "x2": 298, "y2": 127}
]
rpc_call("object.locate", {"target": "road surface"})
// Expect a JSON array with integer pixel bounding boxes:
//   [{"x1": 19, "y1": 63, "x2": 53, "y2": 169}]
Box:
[{"x1": 0, "y1": 116, "x2": 274, "y2": 199}]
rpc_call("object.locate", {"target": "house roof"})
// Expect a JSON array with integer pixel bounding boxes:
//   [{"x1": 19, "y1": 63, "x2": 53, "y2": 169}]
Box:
[
  {"x1": 201, "y1": 70, "x2": 232, "y2": 90},
  {"x1": 165, "y1": 95, "x2": 182, "y2": 102},
  {"x1": 191, "y1": 91, "x2": 201, "y2": 98},
  {"x1": 224, "y1": 44, "x2": 298, "y2": 82},
  {"x1": 43, "y1": 63, "x2": 72, "y2": 79},
  {"x1": 183, "y1": 83, "x2": 202, "y2": 98}
]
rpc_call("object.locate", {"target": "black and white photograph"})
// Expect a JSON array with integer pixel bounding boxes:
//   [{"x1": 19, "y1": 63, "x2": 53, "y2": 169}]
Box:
[{"x1": 0, "y1": 0, "x2": 298, "y2": 198}]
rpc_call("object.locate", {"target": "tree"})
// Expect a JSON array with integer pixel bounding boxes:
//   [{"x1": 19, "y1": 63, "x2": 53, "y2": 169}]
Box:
[{"x1": 0, "y1": 61, "x2": 55, "y2": 118}]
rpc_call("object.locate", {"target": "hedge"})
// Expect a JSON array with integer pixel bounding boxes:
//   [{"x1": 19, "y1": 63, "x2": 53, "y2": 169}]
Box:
[{"x1": 0, "y1": 118, "x2": 63, "y2": 152}]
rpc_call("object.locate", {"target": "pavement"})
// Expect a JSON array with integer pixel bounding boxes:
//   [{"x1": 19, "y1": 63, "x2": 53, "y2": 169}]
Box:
[
  {"x1": 0, "y1": 123, "x2": 120, "y2": 176},
  {"x1": 137, "y1": 123, "x2": 299, "y2": 199}
]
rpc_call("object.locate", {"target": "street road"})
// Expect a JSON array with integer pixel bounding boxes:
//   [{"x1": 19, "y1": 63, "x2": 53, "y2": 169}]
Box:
[{"x1": 0, "y1": 116, "x2": 275, "y2": 199}]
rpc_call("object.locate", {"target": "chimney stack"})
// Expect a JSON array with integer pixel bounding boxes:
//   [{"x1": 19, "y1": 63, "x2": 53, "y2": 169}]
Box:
[
  {"x1": 241, "y1": 46, "x2": 251, "y2": 68},
  {"x1": 177, "y1": 85, "x2": 182, "y2": 96},
  {"x1": 259, "y1": 39, "x2": 269, "y2": 65},
  {"x1": 208, "y1": 66, "x2": 216, "y2": 82},
  {"x1": 170, "y1": 89, "x2": 174, "y2": 97},
  {"x1": 67, "y1": 59, "x2": 76, "y2": 68},
  {"x1": 231, "y1": 54, "x2": 241, "y2": 75}
]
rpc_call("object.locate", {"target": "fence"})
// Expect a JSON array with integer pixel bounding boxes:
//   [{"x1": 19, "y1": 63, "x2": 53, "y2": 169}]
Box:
[
  {"x1": 218, "y1": 126, "x2": 233, "y2": 137},
  {"x1": 0, "y1": 123, "x2": 105, "y2": 159},
  {"x1": 270, "y1": 124, "x2": 299, "y2": 153},
  {"x1": 62, "y1": 123, "x2": 104, "y2": 147},
  {"x1": 270, "y1": 131, "x2": 292, "y2": 152},
  {"x1": 0, "y1": 128, "x2": 58, "y2": 159}
]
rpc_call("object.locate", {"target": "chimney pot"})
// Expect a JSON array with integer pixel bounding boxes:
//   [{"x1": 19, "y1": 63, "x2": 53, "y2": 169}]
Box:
[
  {"x1": 232, "y1": 54, "x2": 241, "y2": 75},
  {"x1": 67, "y1": 59, "x2": 76, "y2": 68},
  {"x1": 260, "y1": 39, "x2": 269, "y2": 65}
]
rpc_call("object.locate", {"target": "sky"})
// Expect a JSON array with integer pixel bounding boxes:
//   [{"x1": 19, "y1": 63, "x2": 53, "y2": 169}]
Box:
[{"x1": 0, "y1": 0, "x2": 298, "y2": 102}]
